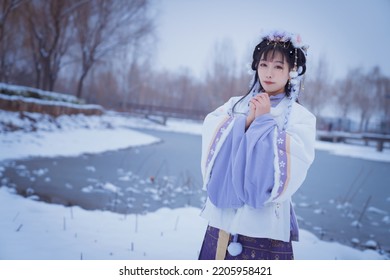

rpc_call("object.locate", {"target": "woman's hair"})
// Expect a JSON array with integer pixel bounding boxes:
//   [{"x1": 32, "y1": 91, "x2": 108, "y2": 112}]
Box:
[{"x1": 232, "y1": 32, "x2": 307, "y2": 114}]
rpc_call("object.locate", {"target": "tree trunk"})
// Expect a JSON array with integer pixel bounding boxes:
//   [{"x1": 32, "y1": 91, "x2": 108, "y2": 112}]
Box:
[{"x1": 76, "y1": 71, "x2": 89, "y2": 99}]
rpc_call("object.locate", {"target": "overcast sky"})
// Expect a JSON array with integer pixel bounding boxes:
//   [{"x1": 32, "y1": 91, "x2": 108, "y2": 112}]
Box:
[{"x1": 151, "y1": 0, "x2": 390, "y2": 81}]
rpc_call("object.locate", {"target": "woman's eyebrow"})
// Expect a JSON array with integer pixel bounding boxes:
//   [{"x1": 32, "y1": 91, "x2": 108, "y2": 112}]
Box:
[{"x1": 260, "y1": 58, "x2": 285, "y2": 64}]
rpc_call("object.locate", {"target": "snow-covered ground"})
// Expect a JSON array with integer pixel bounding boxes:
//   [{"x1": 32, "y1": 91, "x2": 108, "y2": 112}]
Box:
[{"x1": 0, "y1": 109, "x2": 389, "y2": 260}]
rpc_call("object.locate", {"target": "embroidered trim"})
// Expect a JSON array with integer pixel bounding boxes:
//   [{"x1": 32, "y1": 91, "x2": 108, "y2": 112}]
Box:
[
  {"x1": 274, "y1": 130, "x2": 290, "y2": 200},
  {"x1": 205, "y1": 116, "x2": 233, "y2": 170}
]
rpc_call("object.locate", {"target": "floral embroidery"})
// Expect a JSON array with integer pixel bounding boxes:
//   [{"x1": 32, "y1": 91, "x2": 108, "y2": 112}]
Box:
[
  {"x1": 206, "y1": 117, "x2": 233, "y2": 170},
  {"x1": 274, "y1": 130, "x2": 288, "y2": 200}
]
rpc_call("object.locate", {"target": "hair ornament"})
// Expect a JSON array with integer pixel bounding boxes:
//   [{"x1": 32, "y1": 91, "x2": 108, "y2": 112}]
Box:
[
  {"x1": 260, "y1": 29, "x2": 309, "y2": 56},
  {"x1": 289, "y1": 70, "x2": 298, "y2": 79}
]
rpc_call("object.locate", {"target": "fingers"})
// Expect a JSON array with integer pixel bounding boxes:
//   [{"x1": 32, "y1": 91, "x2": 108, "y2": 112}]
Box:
[
  {"x1": 249, "y1": 93, "x2": 271, "y2": 117},
  {"x1": 250, "y1": 97, "x2": 268, "y2": 107},
  {"x1": 253, "y1": 93, "x2": 270, "y2": 103}
]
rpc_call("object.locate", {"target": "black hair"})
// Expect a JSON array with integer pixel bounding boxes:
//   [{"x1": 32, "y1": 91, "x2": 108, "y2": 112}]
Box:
[{"x1": 232, "y1": 38, "x2": 307, "y2": 114}]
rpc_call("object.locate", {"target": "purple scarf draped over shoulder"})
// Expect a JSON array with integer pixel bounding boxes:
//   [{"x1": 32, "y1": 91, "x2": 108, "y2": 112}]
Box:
[{"x1": 206, "y1": 93, "x2": 285, "y2": 209}]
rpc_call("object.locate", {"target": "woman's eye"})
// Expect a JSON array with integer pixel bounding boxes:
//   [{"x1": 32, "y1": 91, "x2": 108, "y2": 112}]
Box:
[
  {"x1": 259, "y1": 63, "x2": 267, "y2": 67},
  {"x1": 275, "y1": 65, "x2": 283, "y2": 70}
]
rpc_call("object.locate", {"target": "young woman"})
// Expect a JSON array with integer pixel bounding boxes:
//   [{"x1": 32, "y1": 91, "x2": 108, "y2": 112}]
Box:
[{"x1": 198, "y1": 30, "x2": 316, "y2": 260}]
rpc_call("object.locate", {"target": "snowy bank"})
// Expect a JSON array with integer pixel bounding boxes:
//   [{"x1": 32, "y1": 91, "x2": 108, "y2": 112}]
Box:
[
  {"x1": 315, "y1": 141, "x2": 390, "y2": 163},
  {"x1": 0, "y1": 110, "x2": 160, "y2": 162},
  {"x1": 0, "y1": 187, "x2": 385, "y2": 260}
]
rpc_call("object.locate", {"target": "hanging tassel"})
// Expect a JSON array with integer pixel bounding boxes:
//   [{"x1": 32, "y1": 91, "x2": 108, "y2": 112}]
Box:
[{"x1": 227, "y1": 234, "x2": 243, "y2": 256}]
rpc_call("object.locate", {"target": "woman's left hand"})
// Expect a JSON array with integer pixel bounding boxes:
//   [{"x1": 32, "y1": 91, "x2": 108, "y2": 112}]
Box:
[{"x1": 249, "y1": 93, "x2": 271, "y2": 118}]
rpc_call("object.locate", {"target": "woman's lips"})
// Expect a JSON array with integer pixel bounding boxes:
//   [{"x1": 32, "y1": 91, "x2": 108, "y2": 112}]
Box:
[{"x1": 263, "y1": 81, "x2": 274, "y2": 85}]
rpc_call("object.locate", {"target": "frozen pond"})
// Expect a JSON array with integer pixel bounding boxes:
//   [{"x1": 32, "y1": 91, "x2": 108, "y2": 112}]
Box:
[{"x1": 1, "y1": 128, "x2": 390, "y2": 254}]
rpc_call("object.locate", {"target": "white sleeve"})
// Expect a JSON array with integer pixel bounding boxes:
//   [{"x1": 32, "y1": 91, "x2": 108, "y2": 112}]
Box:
[{"x1": 266, "y1": 104, "x2": 316, "y2": 203}]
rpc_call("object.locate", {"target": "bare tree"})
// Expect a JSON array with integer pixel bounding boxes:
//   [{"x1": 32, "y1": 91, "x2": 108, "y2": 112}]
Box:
[
  {"x1": 205, "y1": 38, "x2": 239, "y2": 108},
  {"x1": 343, "y1": 67, "x2": 380, "y2": 132},
  {"x1": 302, "y1": 56, "x2": 332, "y2": 116},
  {"x1": 379, "y1": 76, "x2": 390, "y2": 133},
  {"x1": 333, "y1": 69, "x2": 356, "y2": 122},
  {"x1": 118, "y1": 53, "x2": 154, "y2": 110},
  {"x1": 72, "y1": 0, "x2": 154, "y2": 98},
  {"x1": 20, "y1": 0, "x2": 81, "y2": 90},
  {"x1": 0, "y1": 0, "x2": 24, "y2": 82},
  {"x1": 361, "y1": 66, "x2": 387, "y2": 132}
]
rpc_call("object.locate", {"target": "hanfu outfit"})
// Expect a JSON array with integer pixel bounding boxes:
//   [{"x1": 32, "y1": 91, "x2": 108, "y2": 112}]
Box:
[{"x1": 198, "y1": 92, "x2": 316, "y2": 260}]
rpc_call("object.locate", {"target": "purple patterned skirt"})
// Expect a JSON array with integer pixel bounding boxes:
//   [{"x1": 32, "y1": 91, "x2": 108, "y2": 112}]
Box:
[{"x1": 198, "y1": 225, "x2": 294, "y2": 260}]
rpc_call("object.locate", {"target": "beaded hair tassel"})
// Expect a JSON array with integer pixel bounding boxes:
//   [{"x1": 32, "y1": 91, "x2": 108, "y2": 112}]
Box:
[{"x1": 282, "y1": 48, "x2": 301, "y2": 131}]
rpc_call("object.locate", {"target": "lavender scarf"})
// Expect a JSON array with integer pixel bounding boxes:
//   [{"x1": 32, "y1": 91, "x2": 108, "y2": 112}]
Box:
[{"x1": 207, "y1": 93, "x2": 285, "y2": 209}]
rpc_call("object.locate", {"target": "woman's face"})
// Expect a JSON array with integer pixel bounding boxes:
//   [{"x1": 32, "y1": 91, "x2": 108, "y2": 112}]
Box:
[{"x1": 257, "y1": 51, "x2": 290, "y2": 96}]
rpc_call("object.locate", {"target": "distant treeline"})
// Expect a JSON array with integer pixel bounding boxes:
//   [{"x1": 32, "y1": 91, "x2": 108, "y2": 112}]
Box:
[{"x1": 1, "y1": 1, "x2": 389, "y2": 132}]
